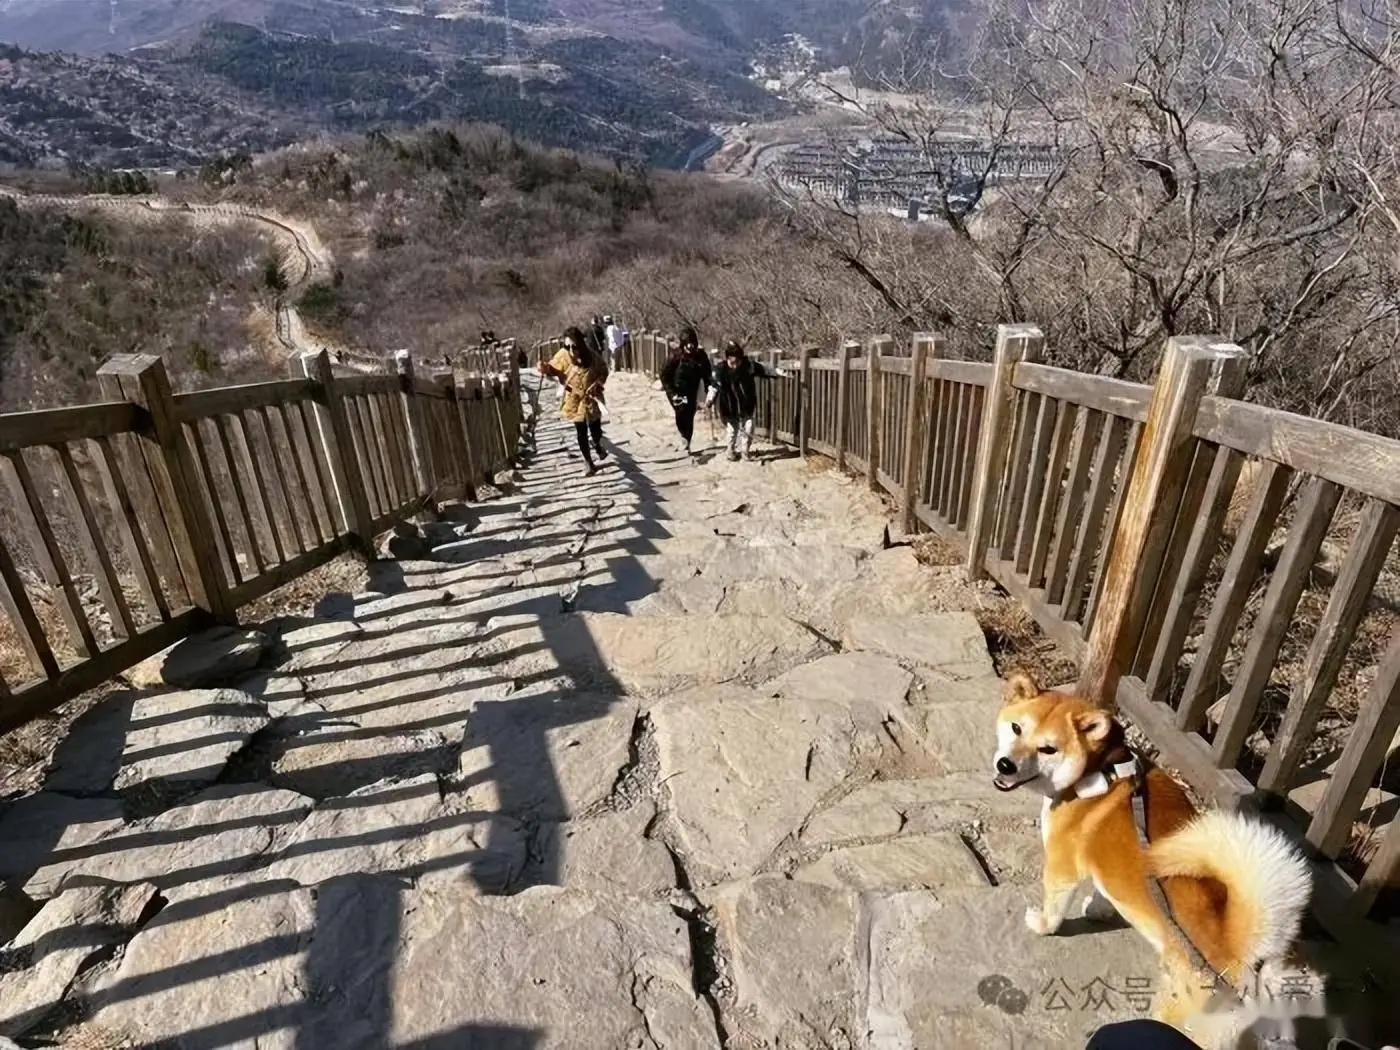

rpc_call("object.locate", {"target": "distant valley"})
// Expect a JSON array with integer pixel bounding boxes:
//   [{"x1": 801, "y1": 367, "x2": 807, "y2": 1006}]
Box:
[{"x1": 0, "y1": 0, "x2": 969, "y2": 171}]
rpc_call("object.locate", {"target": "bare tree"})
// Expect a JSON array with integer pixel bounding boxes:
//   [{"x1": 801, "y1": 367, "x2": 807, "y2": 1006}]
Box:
[{"x1": 776, "y1": 0, "x2": 1400, "y2": 431}]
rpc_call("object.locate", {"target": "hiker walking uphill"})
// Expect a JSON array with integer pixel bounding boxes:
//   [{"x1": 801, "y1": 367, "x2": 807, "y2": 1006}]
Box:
[
  {"x1": 706, "y1": 339, "x2": 785, "y2": 461},
  {"x1": 660, "y1": 326, "x2": 713, "y2": 457},
  {"x1": 539, "y1": 326, "x2": 610, "y2": 476},
  {"x1": 604, "y1": 315, "x2": 628, "y2": 370}
]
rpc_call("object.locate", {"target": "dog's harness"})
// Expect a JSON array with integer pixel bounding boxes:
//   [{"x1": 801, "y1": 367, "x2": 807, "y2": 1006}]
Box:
[{"x1": 1057, "y1": 750, "x2": 1245, "y2": 1009}]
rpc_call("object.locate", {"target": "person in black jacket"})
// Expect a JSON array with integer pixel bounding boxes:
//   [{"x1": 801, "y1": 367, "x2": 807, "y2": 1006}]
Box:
[
  {"x1": 659, "y1": 325, "x2": 714, "y2": 456},
  {"x1": 705, "y1": 339, "x2": 785, "y2": 461}
]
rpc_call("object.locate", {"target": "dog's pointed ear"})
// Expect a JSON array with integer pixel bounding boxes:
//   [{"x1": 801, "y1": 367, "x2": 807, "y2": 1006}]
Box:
[
  {"x1": 1074, "y1": 708, "x2": 1115, "y2": 743},
  {"x1": 1005, "y1": 672, "x2": 1040, "y2": 701}
]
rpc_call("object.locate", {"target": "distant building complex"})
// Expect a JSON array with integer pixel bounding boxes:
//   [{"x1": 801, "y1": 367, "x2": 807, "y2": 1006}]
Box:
[{"x1": 773, "y1": 137, "x2": 1060, "y2": 217}]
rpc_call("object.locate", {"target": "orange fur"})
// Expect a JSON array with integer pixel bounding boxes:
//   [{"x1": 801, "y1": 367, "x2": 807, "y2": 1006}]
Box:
[{"x1": 991, "y1": 673, "x2": 1311, "y2": 1045}]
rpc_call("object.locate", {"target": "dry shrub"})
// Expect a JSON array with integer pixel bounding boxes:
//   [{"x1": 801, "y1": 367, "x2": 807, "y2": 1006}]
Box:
[
  {"x1": 976, "y1": 593, "x2": 1078, "y2": 686},
  {"x1": 909, "y1": 532, "x2": 962, "y2": 567}
]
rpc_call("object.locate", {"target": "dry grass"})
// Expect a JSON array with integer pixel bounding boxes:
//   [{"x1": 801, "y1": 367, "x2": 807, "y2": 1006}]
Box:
[
  {"x1": 975, "y1": 592, "x2": 1080, "y2": 687},
  {"x1": 909, "y1": 532, "x2": 963, "y2": 568}
]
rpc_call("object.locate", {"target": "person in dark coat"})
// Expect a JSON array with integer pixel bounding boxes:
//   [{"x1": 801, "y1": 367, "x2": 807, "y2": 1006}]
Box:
[
  {"x1": 704, "y1": 339, "x2": 785, "y2": 461},
  {"x1": 659, "y1": 325, "x2": 714, "y2": 457},
  {"x1": 588, "y1": 315, "x2": 608, "y2": 359}
]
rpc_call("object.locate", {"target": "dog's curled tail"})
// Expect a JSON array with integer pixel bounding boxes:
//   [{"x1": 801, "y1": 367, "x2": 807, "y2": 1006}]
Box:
[{"x1": 1148, "y1": 810, "x2": 1312, "y2": 969}]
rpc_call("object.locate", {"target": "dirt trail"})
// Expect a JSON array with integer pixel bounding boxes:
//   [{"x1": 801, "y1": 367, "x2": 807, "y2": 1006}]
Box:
[{"x1": 0, "y1": 186, "x2": 383, "y2": 373}]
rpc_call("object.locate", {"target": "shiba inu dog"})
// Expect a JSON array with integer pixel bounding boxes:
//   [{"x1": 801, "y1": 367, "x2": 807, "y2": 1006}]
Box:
[{"x1": 991, "y1": 672, "x2": 1313, "y2": 1047}]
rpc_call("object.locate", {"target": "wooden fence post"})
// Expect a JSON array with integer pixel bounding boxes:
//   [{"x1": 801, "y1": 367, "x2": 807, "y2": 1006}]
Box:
[
  {"x1": 901, "y1": 333, "x2": 939, "y2": 534},
  {"x1": 866, "y1": 335, "x2": 892, "y2": 491},
  {"x1": 965, "y1": 324, "x2": 1044, "y2": 582},
  {"x1": 97, "y1": 354, "x2": 234, "y2": 622},
  {"x1": 1077, "y1": 336, "x2": 1235, "y2": 706},
  {"x1": 394, "y1": 351, "x2": 438, "y2": 512},
  {"x1": 298, "y1": 350, "x2": 373, "y2": 552},
  {"x1": 451, "y1": 360, "x2": 482, "y2": 497},
  {"x1": 834, "y1": 339, "x2": 856, "y2": 470},
  {"x1": 798, "y1": 346, "x2": 813, "y2": 456},
  {"x1": 1135, "y1": 346, "x2": 1251, "y2": 690}
]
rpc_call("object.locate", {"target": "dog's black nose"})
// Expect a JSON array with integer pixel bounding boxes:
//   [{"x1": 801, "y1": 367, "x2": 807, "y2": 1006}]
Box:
[{"x1": 996, "y1": 757, "x2": 1017, "y2": 776}]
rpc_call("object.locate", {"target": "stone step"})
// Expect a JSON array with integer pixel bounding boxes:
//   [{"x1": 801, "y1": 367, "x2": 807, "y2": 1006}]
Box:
[
  {"x1": 700, "y1": 876, "x2": 1155, "y2": 1050},
  {"x1": 85, "y1": 880, "x2": 719, "y2": 1050},
  {"x1": 477, "y1": 611, "x2": 833, "y2": 696},
  {"x1": 650, "y1": 680, "x2": 897, "y2": 887}
]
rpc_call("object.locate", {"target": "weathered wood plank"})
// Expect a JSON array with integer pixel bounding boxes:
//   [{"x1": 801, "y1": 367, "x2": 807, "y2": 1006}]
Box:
[
  {"x1": 91, "y1": 435, "x2": 168, "y2": 622},
  {"x1": 1142, "y1": 444, "x2": 1246, "y2": 704},
  {"x1": 290, "y1": 400, "x2": 336, "y2": 543},
  {"x1": 0, "y1": 532, "x2": 59, "y2": 680},
  {"x1": 834, "y1": 341, "x2": 855, "y2": 469},
  {"x1": 1353, "y1": 804, "x2": 1400, "y2": 915},
  {"x1": 98, "y1": 355, "x2": 232, "y2": 621},
  {"x1": 211, "y1": 414, "x2": 266, "y2": 576},
  {"x1": 0, "y1": 402, "x2": 139, "y2": 454},
  {"x1": 866, "y1": 338, "x2": 889, "y2": 492},
  {"x1": 952, "y1": 384, "x2": 978, "y2": 529},
  {"x1": 1078, "y1": 338, "x2": 1244, "y2": 706},
  {"x1": 1130, "y1": 354, "x2": 1250, "y2": 680},
  {"x1": 184, "y1": 418, "x2": 239, "y2": 587},
  {"x1": 1196, "y1": 394, "x2": 1400, "y2": 505},
  {"x1": 234, "y1": 411, "x2": 289, "y2": 566},
  {"x1": 1117, "y1": 677, "x2": 1260, "y2": 809},
  {"x1": 997, "y1": 394, "x2": 1038, "y2": 560},
  {"x1": 396, "y1": 354, "x2": 436, "y2": 503},
  {"x1": 53, "y1": 442, "x2": 136, "y2": 640},
  {"x1": 1, "y1": 450, "x2": 97, "y2": 658},
  {"x1": 956, "y1": 386, "x2": 986, "y2": 531},
  {"x1": 900, "y1": 336, "x2": 936, "y2": 532},
  {"x1": 1211, "y1": 475, "x2": 1343, "y2": 768},
  {"x1": 227, "y1": 538, "x2": 347, "y2": 608},
  {"x1": 383, "y1": 387, "x2": 417, "y2": 501},
  {"x1": 1062, "y1": 415, "x2": 1128, "y2": 624},
  {"x1": 943, "y1": 380, "x2": 967, "y2": 520},
  {"x1": 338, "y1": 375, "x2": 400, "y2": 397},
  {"x1": 1027, "y1": 398, "x2": 1076, "y2": 587},
  {"x1": 1083, "y1": 421, "x2": 1141, "y2": 633},
  {"x1": 174, "y1": 379, "x2": 317, "y2": 423},
  {"x1": 1259, "y1": 499, "x2": 1400, "y2": 797},
  {"x1": 799, "y1": 346, "x2": 815, "y2": 458},
  {"x1": 349, "y1": 394, "x2": 388, "y2": 519},
  {"x1": 1045, "y1": 409, "x2": 1104, "y2": 606},
  {"x1": 928, "y1": 359, "x2": 993, "y2": 386},
  {"x1": 1013, "y1": 362, "x2": 1152, "y2": 423},
  {"x1": 1014, "y1": 394, "x2": 1059, "y2": 574},
  {"x1": 264, "y1": 405, "x2": 317, "y2": 553},
  {"x1": 297, "y1": 350, "x2": 373, "y2": 547},
  {"x1": 1175, "y1": 459, "x2": 1293, "y2": 731},
  {"x1": 1305, "y1": 623, "x2": 1400, "y2": 858}
]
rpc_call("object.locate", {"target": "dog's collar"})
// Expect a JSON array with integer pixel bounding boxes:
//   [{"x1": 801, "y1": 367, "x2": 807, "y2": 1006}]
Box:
[{"x1": 1057, "y1": 755, "x2": 1140, "y2": 802}]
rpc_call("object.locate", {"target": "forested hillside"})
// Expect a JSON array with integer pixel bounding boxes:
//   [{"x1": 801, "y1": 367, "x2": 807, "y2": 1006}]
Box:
[{"x1": 0, "y1": 198, "x2": 280, "y2": 409}]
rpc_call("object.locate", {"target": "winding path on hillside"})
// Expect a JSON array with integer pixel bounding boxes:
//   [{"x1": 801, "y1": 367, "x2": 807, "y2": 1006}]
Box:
[
  {"x1": 0, "y1": 372, "x2": 1163, "y2": 1049},
  {"x1": 0, "y1": 185, "x2": 384, "y2": 374}
]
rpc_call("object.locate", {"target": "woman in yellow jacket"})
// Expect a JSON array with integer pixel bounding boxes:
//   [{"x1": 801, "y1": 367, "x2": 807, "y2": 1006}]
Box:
[{"x1": 539, "y1": 326, "x2": 610, "y2": 475}]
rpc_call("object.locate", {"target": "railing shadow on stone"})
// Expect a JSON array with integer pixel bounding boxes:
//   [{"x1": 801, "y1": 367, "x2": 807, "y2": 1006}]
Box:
[{"x1": 1, "y1": 376, "x2": 687, "y2": 1046}]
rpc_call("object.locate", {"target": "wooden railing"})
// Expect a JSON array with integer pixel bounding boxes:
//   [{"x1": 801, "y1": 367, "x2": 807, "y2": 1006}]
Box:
[
  {"x1": 0, "y1": 343, "x2": 524, "y2": 732},
  {"x1": 605, "y1": 325, "x2": 1400, "y2": 985}
]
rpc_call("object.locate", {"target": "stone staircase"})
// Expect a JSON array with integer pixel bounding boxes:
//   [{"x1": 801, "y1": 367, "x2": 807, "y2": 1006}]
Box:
[{"x1": 0, "y1": 373, "x2": 1160, "y2": 1050}]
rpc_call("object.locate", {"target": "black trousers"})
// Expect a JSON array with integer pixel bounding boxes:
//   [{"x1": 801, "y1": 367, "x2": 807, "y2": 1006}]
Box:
[
  {"x1": 673, "y1": 400, "x2": 697, "y2": 443},
  {"x1": 574, "y1": 419, "x2": 604, "y2": 460},
  {"x1": 1086, "y1": 1021, "x2": 1202, "y2": 1050}
]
